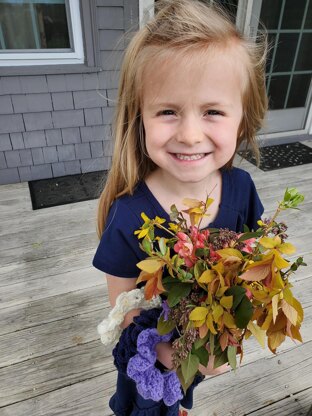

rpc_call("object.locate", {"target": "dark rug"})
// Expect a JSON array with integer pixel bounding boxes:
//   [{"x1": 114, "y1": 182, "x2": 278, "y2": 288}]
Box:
[
  {"x1": 239, "y1": 142, "x2": 312, "y2": 171},
  {"x1": 29, "y1": 170, "x2": 107, "y2": 210}
]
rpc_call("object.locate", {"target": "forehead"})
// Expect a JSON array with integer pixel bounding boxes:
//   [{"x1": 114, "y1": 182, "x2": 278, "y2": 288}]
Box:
[{"x1": 141, "y1": 46, "x2": 247, "y2": 107}]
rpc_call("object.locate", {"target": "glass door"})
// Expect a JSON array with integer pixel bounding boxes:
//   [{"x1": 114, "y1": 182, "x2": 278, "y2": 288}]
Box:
[{"x1": 248, "y1": 0, "x2": 312, "y2": 134}]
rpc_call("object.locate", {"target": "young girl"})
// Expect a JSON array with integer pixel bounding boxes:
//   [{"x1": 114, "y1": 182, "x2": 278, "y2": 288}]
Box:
[{"x1": 93, "y1": 0, "x2": 268, "y2": 414}]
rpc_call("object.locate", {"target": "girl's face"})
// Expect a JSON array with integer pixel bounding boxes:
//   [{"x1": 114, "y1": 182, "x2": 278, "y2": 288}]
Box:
[{"x1": 141, "y1": 48, "x2": 244, "y2": 186}]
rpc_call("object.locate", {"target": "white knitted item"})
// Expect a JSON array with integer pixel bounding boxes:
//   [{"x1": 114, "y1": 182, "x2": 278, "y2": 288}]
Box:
[{"x1": 97, "y1": 287, "x2": 162, "y2": 348}]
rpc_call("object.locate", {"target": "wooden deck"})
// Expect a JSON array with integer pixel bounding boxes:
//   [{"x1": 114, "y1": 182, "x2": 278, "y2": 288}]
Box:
[{"x1": 1, "y1": 146, "x2": 312, "y2": 416}]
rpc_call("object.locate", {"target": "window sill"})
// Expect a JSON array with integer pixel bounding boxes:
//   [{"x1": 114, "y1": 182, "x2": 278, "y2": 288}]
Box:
[{"x1": 0, "y1": 63, "x2": 103, "y2": 77}]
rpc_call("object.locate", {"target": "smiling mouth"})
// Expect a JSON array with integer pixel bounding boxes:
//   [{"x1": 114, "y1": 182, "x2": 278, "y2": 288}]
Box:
[{"x1": 174, "y1": 153, "x2": 207, "y2": 161}]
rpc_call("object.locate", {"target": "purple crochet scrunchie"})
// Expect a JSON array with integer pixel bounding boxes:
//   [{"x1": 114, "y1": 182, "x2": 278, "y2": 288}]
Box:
[
  {"x1": 112, "y1": 308, "x2": 162, "y2": 373},
  {"x1": 127, "y1": 328, "x2": 183, "y2": 406}
]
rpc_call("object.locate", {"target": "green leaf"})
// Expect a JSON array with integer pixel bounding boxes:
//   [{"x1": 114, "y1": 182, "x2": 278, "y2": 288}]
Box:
[
  {"x1": 193, "y1": 333, "x2": 209, "y2": 350},
  {"x1": 208, "y1": 228, "x2": 220, "y2": 234},
  {"x1": 158, "y1": 238, "x2": 167, "y2": 256},
  {"x1": 148, "y1": 227, "x2": 155, "y2": 241},
  {"x1": 167, "y1": 283, "x2": 192, "y2": 307},
  {"x1": 225, "y1": 286, "x2": 246, "y2": 310},
  {"x1": 227, "y1": 345, "x2": 237, "y2": 370},
  {"x1": 193, "y1": 346, "x2": 209, "y2": 367},
  {"x1": 142, "y1": 238, "x2": 152, "y2": 255},
  {"x1": 162, "y1": 276, "x2": 178, "y2": 285},
  {"x1": 181, "y1": 353, "x2": 200, "y2": 384},
  {"x1": 176, "y1": 366, "x2": 195, "y2": 394},
  {"x1": 169, "y1": 204, "x2": 179, "y2": 221},
  {"x1": 237, "y1": 231, "x2": 263, "y2": 242},
  {"x1": 234, "y1": 296, "x2": 253, "y2": 329},
  {"x1": 195, "y1": 248, "x2": 210, "y2": 257},
  {"x1": 281, "y1": 188, "x2": 304, "y2": 209},
  {"x1": 157, "y1": 314, "x2": 176, "y2": 335},
  {"x1": 243, "y1": 224, "x2": 250, "y2": 233},
  {"x1": 213, "y1": 350, "x2": 228, "y2": 368}
]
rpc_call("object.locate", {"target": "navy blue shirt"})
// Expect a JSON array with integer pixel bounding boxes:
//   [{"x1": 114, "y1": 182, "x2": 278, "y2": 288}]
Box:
[{"x1": 93, "y1": 167, "x2": 264, "y2": 277}]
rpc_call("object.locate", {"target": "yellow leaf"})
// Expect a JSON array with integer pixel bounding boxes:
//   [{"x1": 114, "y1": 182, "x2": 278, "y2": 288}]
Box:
[
  {"x1": 251, "y1": 288, "x2": 270, "y2": 302},
  {"x1": 155, "y1": 216, "x2": 166, "y2": 224},
  {"x1": 141, "y1": 212, "x2": 150, "y2": 223},
  {"x1": 182, "y1": 198, "x2": 202, "y2": 208},
  {"x1": 213, "y1": 262, "x2": 225, "y2": 275},
  {"x1": 292, "y1": 297, "x2": 304, "y2": 324},
  {"x1": 212, "y1": 304, "x2": 224, "y2": 321},
  {"x1": 247, "y1": 321, "x2": 266, "y2": 348},
  {"x1": 189, "y1": 307, "x2": 209, "y2": 321},
  {"x1": 205, "y1": 197, "x2": 214, "y2": 210},
  {"x1": 217, "y1": 248, "x2": 244, "y2": 260},
  {"x1": 283, "y1": 287, "x2": 293, "y2": 305},
  {"x1": 198, "y1": 270, "x2": 215, "y2": 284},
  {"x1": 272, "y1": 294, "x2": 279, "y2": 324},
  {"x1": 136, "y1": 259, "x2": 163, "y2": 273},
  {"x1": 273, "y1": 271, "x2": 285, "y2": 290},
  {"x1": 272, "y1": 250, "x2": 289, "y2": 270},
  {"x1": 168, "y1": 222, "x2": 179, "y2": 232},
  {"x1": 134, "y1": 228, "x2": 149, "y2": 238},
  {"x1": 220, "y1": 295, "x2": 233, "y2": 309},
  {"x1": 281, "y1": 299, "x2": 298, "y2": 326},
  {"x1": 216, "y1": 286, "x2": 229, "y2": 297},
  {"x1": 278, "y1": 243, "x2": 296, "y2": 255},
  {"x1": 260, "y1": 311, "x2": 273, "y2": 331},
  {"x1": 193, "y1": 319, "x2": 206, "y2": 328},
  {"x1": 206, "y1": 313, "x2": 217, "y2": 334},
  {"x1": 259, "y1": 236, "x2": 278, "y2": 249},
  {"x1": 223, "y1": 311, "x2": 236, "y2": 329}
]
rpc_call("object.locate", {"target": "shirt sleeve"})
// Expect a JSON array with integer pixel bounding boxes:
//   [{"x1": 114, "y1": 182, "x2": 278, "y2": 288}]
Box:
[{"x1": 92, "y1": 199, "x2": 145, "y2": 278}]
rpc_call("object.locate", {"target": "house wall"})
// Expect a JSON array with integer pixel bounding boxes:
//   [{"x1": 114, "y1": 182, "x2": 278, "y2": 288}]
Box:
[{"x1": 0, "y1": 0, "x2": 139, "y2": 185}]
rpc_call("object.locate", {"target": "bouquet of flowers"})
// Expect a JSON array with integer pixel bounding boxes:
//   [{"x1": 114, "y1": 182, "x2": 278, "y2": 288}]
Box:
[{"x1": 133, "y1": 188, "x2": 305, "y2": 392}]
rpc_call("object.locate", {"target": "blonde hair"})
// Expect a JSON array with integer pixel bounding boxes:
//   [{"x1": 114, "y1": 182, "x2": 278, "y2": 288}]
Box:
[{"x1": 97, "y1": 0, "x2": 268, "y2": 236}]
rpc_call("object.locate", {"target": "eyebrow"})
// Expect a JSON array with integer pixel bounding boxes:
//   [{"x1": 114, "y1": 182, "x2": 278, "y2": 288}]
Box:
[{"x1": 148, "y1": 101, "x2": 229, "y2": 109}]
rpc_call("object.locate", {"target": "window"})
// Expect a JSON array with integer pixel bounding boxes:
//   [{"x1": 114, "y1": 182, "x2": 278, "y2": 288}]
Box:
[{"x1": 0, "y1": 0, "x2": 84, "y2": 66}]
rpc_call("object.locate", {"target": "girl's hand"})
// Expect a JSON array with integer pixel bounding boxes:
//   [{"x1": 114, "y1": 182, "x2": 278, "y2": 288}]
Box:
[{"x1": 198, "y1": 354, "x2": 230, "y2": 376}]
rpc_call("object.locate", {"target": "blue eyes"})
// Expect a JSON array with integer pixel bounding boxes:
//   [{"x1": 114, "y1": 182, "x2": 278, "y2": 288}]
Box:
[
  {"x1": 207, "y1": 110, "x2": 221, "y2": 116},
  {"x1": 158, "y1": 109, "x2": 222, "y2": 117},
  {"x1": 160, "y1": 110, "x2": 175, "y2": 116}
]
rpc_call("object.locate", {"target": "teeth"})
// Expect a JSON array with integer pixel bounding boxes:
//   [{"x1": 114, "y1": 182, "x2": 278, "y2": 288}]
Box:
[{"x1": 175, "y1": 153, "x2": 205, "y2": 161}]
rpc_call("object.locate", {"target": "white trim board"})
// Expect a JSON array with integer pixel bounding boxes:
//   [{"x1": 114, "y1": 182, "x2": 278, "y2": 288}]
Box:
[{"x1": 0, "y1": 0, "x2": 84, "y2": 66}]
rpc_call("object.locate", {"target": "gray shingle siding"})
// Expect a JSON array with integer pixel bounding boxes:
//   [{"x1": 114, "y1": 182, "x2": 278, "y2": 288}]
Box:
[{"x1": 0, "y1": 0, "x2": 139, "y2": 184}]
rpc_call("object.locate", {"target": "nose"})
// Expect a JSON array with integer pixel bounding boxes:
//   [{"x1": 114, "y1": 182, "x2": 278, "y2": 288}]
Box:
[{"x1": 175, "y1": 114, "x2": 205, "y2": 146}]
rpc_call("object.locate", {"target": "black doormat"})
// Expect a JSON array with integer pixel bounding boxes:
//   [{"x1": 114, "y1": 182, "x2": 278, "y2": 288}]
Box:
[
  {"x1": 239, "y1": 142, "x2": 312, "y2": 171},
  {"x1": 29, "y1": 170, "x2": 107, "y2": 210}
]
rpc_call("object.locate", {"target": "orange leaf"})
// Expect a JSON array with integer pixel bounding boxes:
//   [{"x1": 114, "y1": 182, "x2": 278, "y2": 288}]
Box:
[
  {"x1": 289, "y1": 325, "x2": 303, "y2": 343},
  {"x1": 240, "y1": 259, "x2": 272, "y2": 282},
  {"x1": 267, "y1": 310, "x2": 287, "y2": 335},
  {"x1": 268, "y1": 330, "x2": 285, "y2": 352},
  {"x1": 281, "y1": 299, "x2": 298, "y2": 326},
  {"x1": 143, "y1": 269, "x2": 165, "y2": 300},
  {"x1": 219, "y1": 331, "x2": 229, "y2": 351},
  {"x1": 199, "y1": 324, "x2": 209, "y2": 339}
]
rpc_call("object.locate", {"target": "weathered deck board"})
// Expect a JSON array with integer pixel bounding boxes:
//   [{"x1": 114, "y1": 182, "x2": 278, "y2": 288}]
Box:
[
  {"x1": 0, "y1": 250, "x2": 97, "y2": 286},
  {"x1": 0, "y1": 232, "x2": 98, "y2": 267},
  {"x1": 1, "y1": 341, "x2": 311, "y2": 416},
  {"x1": 0, "y1": 152, "x2": 311, "y2": 416},
  {"x1": 0, "y1": 285, "x2": 108, "y2": 336},
  {"x1": 0, "y1": 267, "x2": 103, "y2": 309}
]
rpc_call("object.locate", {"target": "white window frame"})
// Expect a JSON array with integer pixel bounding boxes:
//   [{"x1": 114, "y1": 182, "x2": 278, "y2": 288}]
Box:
[
  {"x1": 0, "y1": 0, "x2": 84, "y2": 66},
  {"x1": 139, "y1": 0, "x2": 154, "y2": 28}
]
